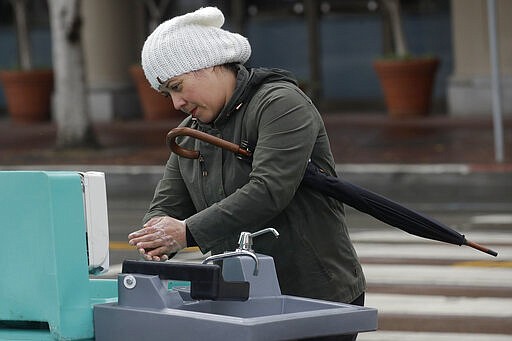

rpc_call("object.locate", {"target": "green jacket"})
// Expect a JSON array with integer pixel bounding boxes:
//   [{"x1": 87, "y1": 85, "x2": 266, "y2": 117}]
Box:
[{"x1": 144, "y1": 65, "x2": 365, "y2": 303}]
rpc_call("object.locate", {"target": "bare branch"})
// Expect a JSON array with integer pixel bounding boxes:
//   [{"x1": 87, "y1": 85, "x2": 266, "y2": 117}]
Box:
[{"x1": 381, "y1": 0, "x2": 409, "y2": 57}]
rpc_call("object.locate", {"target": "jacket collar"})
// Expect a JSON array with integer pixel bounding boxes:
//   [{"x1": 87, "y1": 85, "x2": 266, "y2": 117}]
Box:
[{"x1": 197, "y1": 64, "x2": 298, "y2": 129}]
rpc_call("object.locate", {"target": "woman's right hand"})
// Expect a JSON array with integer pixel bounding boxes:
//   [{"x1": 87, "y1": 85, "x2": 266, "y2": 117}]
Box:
[{"x1": 128, "y1": 216, "x2": 187, "y2": 261}]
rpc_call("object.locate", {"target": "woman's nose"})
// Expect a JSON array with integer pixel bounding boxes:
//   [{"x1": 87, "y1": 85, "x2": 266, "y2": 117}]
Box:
[{"x1": 171, "y1": 94, "x2": 186, "y2": 111}]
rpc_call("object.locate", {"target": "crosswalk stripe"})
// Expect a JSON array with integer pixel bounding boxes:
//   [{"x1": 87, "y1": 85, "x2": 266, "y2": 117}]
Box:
[
  {"x1": 453, "y1": 260, "x2": 512, "y2": 268},
  {"x1": 109, "y1": 241, "x2": 200, "y2": 252}
]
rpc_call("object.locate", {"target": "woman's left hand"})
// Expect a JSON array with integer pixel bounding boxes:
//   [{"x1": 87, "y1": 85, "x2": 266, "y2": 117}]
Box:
[{"x1": 128, "y1": 216, "x2": 186, "y2": 261}]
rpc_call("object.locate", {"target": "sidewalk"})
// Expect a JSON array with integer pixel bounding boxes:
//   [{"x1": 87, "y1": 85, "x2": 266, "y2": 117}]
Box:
[{"x1": 0, "y1": 112, "x2": 511, "y2": 168}]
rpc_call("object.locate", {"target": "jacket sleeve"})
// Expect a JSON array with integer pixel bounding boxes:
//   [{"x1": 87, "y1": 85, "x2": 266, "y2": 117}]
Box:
[
  {"x1": 143, "y1": 152, "x2": 197, "y2": 223},
  {"x1": 186, "y1": 84, "x2": 321, "y2": 251}
]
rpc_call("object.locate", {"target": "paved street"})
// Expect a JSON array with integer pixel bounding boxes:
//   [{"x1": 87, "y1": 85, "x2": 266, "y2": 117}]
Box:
[
  {"x1": 354, "y1": 227, "x2": 512, "y2": 340},
  {"x1": 91, "y1": 165, "x2": 512, "y2": 341}
]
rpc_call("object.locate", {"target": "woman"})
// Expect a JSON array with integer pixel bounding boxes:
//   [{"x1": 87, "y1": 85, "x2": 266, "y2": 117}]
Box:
[{"x1": 128, "y1": 7, "x2": 365, "y2": 338}]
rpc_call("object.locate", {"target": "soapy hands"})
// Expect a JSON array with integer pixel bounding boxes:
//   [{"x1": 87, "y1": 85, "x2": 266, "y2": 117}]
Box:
[{"x1": 128, "y1": 216, "x2": 186, "y2": 261}]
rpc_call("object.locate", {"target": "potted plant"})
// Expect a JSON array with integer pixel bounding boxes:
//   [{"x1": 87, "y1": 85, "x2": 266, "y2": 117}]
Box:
[
  {"x1": 130, "y1": 64, "x2": 180, "y2": 121},
  {"x1": 130, "y1": 0, "x2": 181, "y2": 120},
  {"x1": 373, "y1": 0, "x2": 439, "y2": 118},
  {"x1": 0, "y1": 0, "x2": 53, "y2": 123}
]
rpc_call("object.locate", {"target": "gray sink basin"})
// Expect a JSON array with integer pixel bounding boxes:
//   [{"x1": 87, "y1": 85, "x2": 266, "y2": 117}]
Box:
[
  {"x1": 94, "y1": 257, "x2": 378, "y2": 340},
  {"x1": 178, "y1": 295, "x2": 362, "y2": 318},
  {"x1": 173, "y1": 295, "x2": 377, "y2": 339},
  {"x1": 95, "y1": 293, "x2": 377, "y2": 340}
]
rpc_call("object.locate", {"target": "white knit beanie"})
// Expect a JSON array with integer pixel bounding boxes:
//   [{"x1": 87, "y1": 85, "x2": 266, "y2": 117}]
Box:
[{"x1": 141, "y1": 7, "x2": 252, "y2": 90}]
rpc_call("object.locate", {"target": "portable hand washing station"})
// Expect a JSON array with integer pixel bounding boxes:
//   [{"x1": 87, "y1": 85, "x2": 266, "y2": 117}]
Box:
[
  {"x1": 0, "y1": 171, "x2": 377, "y2": 340},
  {"x1": 0, "y1": 171, "x2": 115, "y2": 340}
]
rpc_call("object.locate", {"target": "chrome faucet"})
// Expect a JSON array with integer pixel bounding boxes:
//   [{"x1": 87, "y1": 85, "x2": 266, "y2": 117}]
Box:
[
  {"x1": 202, "y1": 228, "x2": 279, "y2": 276},
  {"x1": 202, "y1": 250, "x2": 259, "y2": 276}
]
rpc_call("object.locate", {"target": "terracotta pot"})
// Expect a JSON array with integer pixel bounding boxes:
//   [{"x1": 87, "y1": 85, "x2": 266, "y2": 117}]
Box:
[
  {"x1": 373, "y1": 58, "x2": 439, "y2": 118},
  {"x1": 130, "y1": 65, "x2": 181, "y2": 120},
  {"x1": 0, "y1": 69, "x2": 53, "y2": 123}
]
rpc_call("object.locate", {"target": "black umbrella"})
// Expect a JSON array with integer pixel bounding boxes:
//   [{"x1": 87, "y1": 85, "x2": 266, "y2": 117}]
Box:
[{"x1": 167, "y1": 127, "x2": 498, "y2": 257}]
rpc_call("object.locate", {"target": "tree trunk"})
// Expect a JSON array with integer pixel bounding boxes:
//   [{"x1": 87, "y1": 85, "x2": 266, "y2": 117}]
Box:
[
  {"x1": 144, "y1": 0, "x2": 171, "y2": 32},
  {"x1": 48, "y1": 0, "x2": 97, "y2": 148},
  {"x1": 11, "y1": 0, "x2": 32, "y2": 70}
]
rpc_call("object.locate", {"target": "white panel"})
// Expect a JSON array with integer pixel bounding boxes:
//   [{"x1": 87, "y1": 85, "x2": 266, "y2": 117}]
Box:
[{"x1": 80, "y1": 172, "x2": 110, "y2": 274}]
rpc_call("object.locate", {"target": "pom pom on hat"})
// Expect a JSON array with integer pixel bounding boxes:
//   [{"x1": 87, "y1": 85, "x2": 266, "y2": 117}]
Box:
[{"x1": 141, "y1": 7, "x2": 251, "y2": 90}]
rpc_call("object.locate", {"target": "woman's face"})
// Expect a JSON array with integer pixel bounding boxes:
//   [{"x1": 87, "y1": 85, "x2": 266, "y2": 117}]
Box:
[{"x1": 158, "y1": 67, "x2": 235, "y2": 124}]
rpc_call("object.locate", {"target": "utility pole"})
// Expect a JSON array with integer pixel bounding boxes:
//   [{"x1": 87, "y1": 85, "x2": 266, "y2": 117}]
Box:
[{"x1": 304, "y1": 0, "x2": 321, "y2": 105}]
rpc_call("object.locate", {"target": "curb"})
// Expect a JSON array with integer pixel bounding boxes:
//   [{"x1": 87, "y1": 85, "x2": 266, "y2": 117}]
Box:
[
  {"x1": 1, "y1": 164, "x2": 510, "y2": 211},
  {"x1": 378, "y1": 314, "x2": 511, "y2": 335}
]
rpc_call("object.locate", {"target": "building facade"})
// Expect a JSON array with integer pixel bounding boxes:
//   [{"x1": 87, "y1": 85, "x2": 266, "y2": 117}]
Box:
[{"x1": 0, "y1": 0, "x2": 510, "y2": 120}]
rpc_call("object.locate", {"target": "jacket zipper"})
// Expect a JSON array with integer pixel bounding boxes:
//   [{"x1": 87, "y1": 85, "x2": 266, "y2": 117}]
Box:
[
  {"x1": 198, "y1": 153, "x2": 208, "y2": 177},
  {"x1": 196, "y1": 152, "x2": 209, "y2": 208}
]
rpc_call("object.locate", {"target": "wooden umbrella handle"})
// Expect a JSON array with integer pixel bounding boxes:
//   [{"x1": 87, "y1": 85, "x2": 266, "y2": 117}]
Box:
[
  {"x1": 166, "y1": 127, "x2": 252, "y2": 159},
  {"x1": 464, "y1": 239, "x2": 498, "y2": 257}
]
